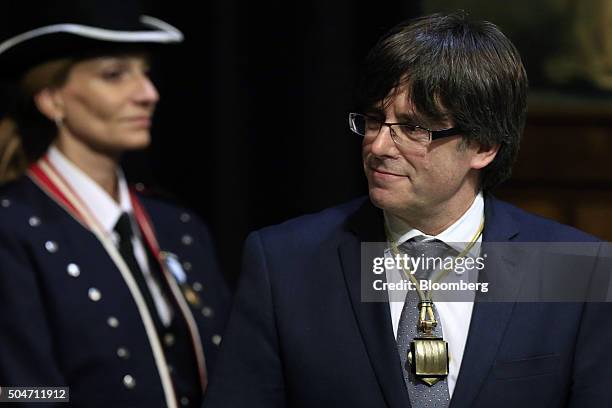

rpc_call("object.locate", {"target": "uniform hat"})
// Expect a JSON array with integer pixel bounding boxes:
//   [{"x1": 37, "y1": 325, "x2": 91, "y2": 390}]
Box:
[{"x1": 0, "y1": 0, "x2": 183, "y2": 80}]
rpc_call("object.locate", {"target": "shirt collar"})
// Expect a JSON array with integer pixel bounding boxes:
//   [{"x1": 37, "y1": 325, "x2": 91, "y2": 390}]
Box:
[
  {"x1": 47, "y1": 145, "x2": 133, "y2": 234},
  {"x1": 384, "y1": 191, "x2": 484, "y2": 253}
]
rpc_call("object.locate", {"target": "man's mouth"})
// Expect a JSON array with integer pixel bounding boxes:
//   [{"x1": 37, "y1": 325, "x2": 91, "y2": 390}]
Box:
[{"x1": 370, "y1": 167, "x2": 405, "y2": 177}]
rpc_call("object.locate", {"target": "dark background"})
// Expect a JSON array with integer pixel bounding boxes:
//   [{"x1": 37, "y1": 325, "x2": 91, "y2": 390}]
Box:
[
  {"x1": 124, "y1": 0, "x2": 422, "y2": 286},
  {"x1": 2, "y1": 0, "x2": 609, "y2": 286},
  {"x1": 124, "y1": 0, "x2": 612, "y2": 287}
]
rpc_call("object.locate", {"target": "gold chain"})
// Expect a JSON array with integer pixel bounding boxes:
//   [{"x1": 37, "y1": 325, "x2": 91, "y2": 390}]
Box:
[{"x1": 384, "y1": 217, "x2": 485, "y2": 302}]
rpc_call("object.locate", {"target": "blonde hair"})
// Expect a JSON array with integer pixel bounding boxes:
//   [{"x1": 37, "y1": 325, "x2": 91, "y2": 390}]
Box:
[{"x1": 0, "y1": 59, "x2": 73, "y2": 183}]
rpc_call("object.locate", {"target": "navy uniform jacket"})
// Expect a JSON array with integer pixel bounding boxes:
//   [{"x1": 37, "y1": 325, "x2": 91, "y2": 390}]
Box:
[
  {"x1": 204, "y1": 196, "x2": 612, "y2": 408},
  {"x1": 0, "y1": 176, "x2": 230, "y2": 407}
]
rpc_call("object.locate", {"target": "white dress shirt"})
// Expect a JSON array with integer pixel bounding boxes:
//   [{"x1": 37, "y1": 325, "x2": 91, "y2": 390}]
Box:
[
  {"x1": 47, "y1": 145, "x2": 173, "y2": 326},
  {"x1": 384, "y1": 192, "x2": 484, "y2": 398}
]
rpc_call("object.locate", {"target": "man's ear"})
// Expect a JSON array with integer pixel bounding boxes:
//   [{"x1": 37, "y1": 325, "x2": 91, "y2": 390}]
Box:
[
  {"x1": 470, "y1": 142, "x2": 500, "y2": 170},
  {"x1": 33, "y1": 88, "x2": 65, "y2": 123}
]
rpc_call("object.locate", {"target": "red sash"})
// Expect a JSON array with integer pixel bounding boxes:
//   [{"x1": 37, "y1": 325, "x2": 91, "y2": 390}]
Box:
[{"x1": 28, "y1": 155, "x2": 208, "y2": 405}]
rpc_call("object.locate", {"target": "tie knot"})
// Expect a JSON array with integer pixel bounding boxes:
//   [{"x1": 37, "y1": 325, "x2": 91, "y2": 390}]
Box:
[
  {"x1": 400, "y1": 237, "x2": 454, "y2": 279},
  {"x1": 114, "y1": 212, "x2": 134, "y2": 241},
  {"x1": 401, "y1": 237, "x2": 451, "y2": 257}
]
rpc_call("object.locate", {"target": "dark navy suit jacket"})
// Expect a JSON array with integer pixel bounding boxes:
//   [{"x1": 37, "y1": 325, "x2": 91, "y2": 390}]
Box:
[
  {"x1": 0, "y1": 177, "x2": 230, "y2": 407},
  {"x1": 204, "y1": 196, "x2": 612, "y2": 408}
]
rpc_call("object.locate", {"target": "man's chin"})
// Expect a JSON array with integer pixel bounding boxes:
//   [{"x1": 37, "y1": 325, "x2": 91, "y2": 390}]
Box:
[{"x1": 368, "y1": 188, "x2": 403, "y2": 212}]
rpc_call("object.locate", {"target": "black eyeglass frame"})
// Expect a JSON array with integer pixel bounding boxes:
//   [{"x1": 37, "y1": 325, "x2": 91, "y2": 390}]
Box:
[{"x1": 348, "y1": 112, "x2": 464, "y2": 144}]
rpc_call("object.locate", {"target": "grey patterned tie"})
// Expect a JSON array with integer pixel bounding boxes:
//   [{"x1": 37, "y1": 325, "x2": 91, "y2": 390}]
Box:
[{"x1": 396, "y1": 237, "x2": 452, "y2": 408}]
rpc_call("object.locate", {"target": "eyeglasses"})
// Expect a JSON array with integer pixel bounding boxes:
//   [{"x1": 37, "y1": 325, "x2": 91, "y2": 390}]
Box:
[{"x1": 348, "y1": 112, "x2": 463, "y2": 151}]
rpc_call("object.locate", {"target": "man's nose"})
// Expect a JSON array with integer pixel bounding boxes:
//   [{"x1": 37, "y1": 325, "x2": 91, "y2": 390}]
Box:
[{"x1": 369, "y1": 125, "x2": 398, "y2": 157}]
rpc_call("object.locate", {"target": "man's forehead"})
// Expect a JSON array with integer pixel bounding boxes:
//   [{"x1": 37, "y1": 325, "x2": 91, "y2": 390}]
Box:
[
  {"x1": 367, "y1": 86, "x2": 422, "y2": 120},
  {"x1": 367, "y1": 84, "x2": 451, "y2": 125}
]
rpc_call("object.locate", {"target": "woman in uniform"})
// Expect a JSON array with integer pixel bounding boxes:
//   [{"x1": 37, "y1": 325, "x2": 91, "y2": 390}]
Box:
[{"x1": 0, "y1": 1, "x2": 229, "y2": 407}]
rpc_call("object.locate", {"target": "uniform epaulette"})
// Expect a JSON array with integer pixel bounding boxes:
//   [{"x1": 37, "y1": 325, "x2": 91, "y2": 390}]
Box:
[
  {"x1": 131, "y1": 182, "x2": 179, "y2": 201},
  {"x1": 130, "y1": 182, "x2": 193, "y2": 215}
]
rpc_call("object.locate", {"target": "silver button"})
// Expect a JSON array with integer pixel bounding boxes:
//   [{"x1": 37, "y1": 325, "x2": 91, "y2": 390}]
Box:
[
  {"x1": 180, "y1": 396, "x2": 190, "y2": 406},
  {"x1": 192, "y1": 282, "x2": 203, "y2": 292},
  {"x1": 181, "y1": 235, "x2": 193, "y2": 246},
  {"x1": 182, "y1": 261, "x2": 192, "y2": 271},
  {"x1": 107, "y1": 316, "x2": 119, "y2": 328},
  {"x1": 201, "y1": 306, "x2": 214, "y2": 318},
  {"x1": 88, "y1": 288, "x2": 102, "y2": 302},
  {"x1": 164, "y1": 333, "x2": 175, "y2": 347},
  {"x1": 67, "y1": 263, "x2": 80, "y2": 278},
  {"x1": 167, "y1": 364, "x2": 174, "y2": 374},
  {"x1": 45, "y1": 241, "x2": 58, "y2": 253},
  {"x1": 212, "y1": 334, "x2": 222, "y2": 346},
  {"x1": 134, "y1": 183, "x2": 145, "y2": 192},
  {"x1": 1, "y1": 199, "x2": 10, "y2": 207},
  {"x1": 180, "y1": 213, "x2": 191, "y2": 223},
  {"x1": 123, "y1": 374, "x2": 136, "y2": 389},
  {"x1": 28, "y1": 216, "x2": 41, "y2": 227},
  {"x1": 117, "y1": 347, "x2": 130, "y2": 359}
]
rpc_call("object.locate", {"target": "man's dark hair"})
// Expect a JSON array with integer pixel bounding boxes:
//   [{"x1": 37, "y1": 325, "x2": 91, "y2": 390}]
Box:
[{"x1": 355, "y1": 11, "x2": 528, "y2": 191}]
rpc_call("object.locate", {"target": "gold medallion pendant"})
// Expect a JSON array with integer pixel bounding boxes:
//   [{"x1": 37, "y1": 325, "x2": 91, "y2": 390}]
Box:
[
  {"x1": 408, "y1": 336, "x2": 449, "y2": 386},
  {"x1": 406, "y1": 300, "x2": 449, "y2": 386}
]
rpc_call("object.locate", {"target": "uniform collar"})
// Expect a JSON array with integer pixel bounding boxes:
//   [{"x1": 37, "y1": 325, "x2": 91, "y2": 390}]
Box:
[
  {"x1": 47, "y1": 145, "x2": 132, "y2": 234},
  {"x1": 384, "y1": 191, "x2": 484, "y2": 253}
]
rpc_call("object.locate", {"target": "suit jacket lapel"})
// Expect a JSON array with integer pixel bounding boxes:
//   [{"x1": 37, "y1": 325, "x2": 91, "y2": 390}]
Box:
[
  {"x1": 450, "y1": 196, "x2": 522, "y2": 408},
  {"x1": 339, "y1": 200, "x2": 412, "y2": 408},
  {"x1": 337, "y1": 196, "x2": 529, "y2": 408}
]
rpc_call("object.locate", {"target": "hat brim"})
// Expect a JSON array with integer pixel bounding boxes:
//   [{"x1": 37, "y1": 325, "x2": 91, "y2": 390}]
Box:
[{"x1": 0, "y1": 15, "x2": 183, "y2": 80}]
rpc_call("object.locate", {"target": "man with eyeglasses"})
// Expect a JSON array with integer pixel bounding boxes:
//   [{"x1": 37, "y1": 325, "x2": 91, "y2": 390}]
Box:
[{"x1": 204, "y1": 12, "x2": 612, "y2": 408}]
